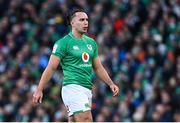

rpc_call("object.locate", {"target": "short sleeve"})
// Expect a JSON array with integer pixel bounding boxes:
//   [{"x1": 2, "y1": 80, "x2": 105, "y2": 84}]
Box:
[
  {"x1": 93, "y1": 41, "x2": 99, "y2": 59},
  {"x1": 52, "y1": 39, "x2": 67, "y2": 59}
]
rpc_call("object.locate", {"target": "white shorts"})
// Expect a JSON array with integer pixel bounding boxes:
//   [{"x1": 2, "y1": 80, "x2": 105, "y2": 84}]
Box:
[{"x1": 61, "y1": 84, "x2": 92, "y2": 116}]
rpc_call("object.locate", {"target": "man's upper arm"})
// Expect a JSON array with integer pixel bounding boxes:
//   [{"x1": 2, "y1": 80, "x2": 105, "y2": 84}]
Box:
[
  {"x1": 50, "y1": 38, "x2": 66, "y2": 69},
  {"x1": 92, "y1": 57, "x2": 102, "y2": 70},
  {"x1": 48, "y1": 55, "x2": 60, "y2": 70},
  {"x1": 52, "y1": 38, "x2": 67, "y2": 59}
]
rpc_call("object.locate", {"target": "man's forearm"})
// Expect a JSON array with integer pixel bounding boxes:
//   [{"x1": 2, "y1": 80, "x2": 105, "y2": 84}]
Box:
[
  {"x1": 37, "y1": 67, "x2": 55, "y2": 91},
  {"x1": 94, "y1": 67, "x2": 114, "y2": 86}
]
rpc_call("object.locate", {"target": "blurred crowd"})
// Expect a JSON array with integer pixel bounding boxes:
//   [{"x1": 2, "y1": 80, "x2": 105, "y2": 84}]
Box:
[{"x1": 0, "y1": 0, "x2": 180, "y2": 122}]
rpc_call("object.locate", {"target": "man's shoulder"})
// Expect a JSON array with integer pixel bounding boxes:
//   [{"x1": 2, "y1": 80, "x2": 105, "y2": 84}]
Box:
[
  {"x1": 84, "y1": 35, "x2": 96, "y2": 43},
  {"x1": 56, "y1": 34, "x2": 71, "y2": 44}
]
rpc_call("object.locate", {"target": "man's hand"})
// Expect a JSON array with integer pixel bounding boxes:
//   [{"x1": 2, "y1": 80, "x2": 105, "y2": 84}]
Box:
[
  {"x1": 110, "y1": 84, "x2": 119, "y2": 97},
  {"x1": 32, "y1": 89, "x2": 43, "y2": 104}
]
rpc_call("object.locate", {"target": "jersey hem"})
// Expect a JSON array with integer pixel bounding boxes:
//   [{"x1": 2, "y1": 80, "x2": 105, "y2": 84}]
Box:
[{"x1": 63, "y1": 83, "x2": 92, "y2": 90}]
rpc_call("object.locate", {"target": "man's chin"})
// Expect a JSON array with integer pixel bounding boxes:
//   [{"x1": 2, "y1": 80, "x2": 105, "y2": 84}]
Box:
[{"x1": 80, "y1": 30, "x2": 87, "y2": 34}]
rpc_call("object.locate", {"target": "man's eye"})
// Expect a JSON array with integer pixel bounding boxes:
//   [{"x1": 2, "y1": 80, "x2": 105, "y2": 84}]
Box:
[{"x1": 79, "y1": 18, "x2": 88, "y2": 21}]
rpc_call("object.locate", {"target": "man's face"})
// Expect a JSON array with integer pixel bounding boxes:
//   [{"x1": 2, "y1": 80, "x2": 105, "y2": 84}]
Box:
[{"x1": 71, "y1": 12, "x2": 89, "y2": 33}]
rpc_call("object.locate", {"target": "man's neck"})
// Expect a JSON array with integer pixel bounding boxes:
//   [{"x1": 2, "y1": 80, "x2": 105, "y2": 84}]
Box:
[{"x1": 72, "y1": 29, "x2": 83, "y2": 39}]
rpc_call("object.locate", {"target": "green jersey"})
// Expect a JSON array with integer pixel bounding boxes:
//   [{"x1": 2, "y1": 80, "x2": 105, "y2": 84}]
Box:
[{"x1": 52, "y1": 32, "x2": 98, "y2": 90}]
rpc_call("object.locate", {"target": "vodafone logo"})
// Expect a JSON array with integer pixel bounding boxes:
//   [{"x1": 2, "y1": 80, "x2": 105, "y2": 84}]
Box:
[{"x1": 82, "y1": 52, "x2": 89, "y2": 62}]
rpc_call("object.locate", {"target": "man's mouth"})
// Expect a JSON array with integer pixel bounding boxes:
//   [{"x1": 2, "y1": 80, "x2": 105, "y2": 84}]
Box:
[{"x1": 83, "y1": 27, "x2": 88, "y2": 29}]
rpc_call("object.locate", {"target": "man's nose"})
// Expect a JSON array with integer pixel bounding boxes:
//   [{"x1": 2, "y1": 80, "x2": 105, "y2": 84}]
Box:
[{"x1": 84, "y1": 21, "x2": 88, "y2": 25}]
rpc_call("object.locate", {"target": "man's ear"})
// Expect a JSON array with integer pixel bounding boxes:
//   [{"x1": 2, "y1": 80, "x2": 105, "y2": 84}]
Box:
[
  {"x1": 70, "y1": 20, "x2": 74, "y2": 27},
  {"x1": 71, "y1": 21, "x2": 73, "y2": 26}
]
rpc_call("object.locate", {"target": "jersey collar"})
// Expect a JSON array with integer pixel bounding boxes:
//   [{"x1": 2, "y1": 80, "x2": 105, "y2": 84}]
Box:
[{"x1": 69, "y1": 31, "x2": 85, "y2": 41}]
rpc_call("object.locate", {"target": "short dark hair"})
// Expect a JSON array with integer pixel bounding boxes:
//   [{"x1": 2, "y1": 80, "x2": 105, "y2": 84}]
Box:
[{"x1": 66, "y1": 8, "x2": 86, "y2": 25}]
